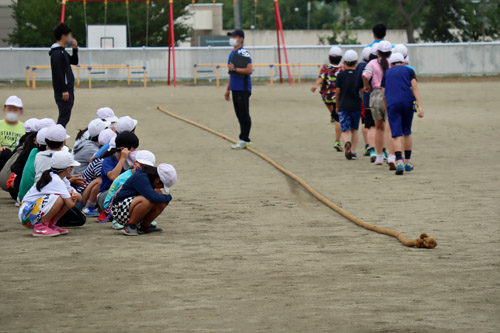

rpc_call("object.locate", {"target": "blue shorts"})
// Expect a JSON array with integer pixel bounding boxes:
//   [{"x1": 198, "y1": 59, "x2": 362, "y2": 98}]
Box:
[
  {"x1": 387, "y1": 102, "x2": 414, "y2": 137},
  {"x1": 339, "y1": 110, "x2": 361, "y2": 132}
]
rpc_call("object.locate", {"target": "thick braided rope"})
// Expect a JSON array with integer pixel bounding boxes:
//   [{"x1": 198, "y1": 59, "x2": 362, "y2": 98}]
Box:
[{"x1": 157, "y1": 106, "x2": 437, "y2": 249}]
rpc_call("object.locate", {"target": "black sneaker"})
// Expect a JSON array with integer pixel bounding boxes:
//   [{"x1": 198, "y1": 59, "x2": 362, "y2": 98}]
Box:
[
  {"x1": 138, "y1": 224, "x2": 163, "y2": 234},
  {"x1": 121, "y1": 224, "x2": 138, "y2": 236},
  {"x1": 344, "y1": 142, "x2": 352, "y2": 160}
]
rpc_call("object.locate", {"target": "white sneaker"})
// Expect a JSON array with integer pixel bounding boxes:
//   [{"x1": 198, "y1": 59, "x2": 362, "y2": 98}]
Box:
[
  {"x1": 374, "y1": 155, "x2": 384, "y2": 165},
  {"x1": 231, "y1": 140, "x2": 252, "y2": 149},
  {"x1": 387, "y1": 154, "x2": 396, "y2": 170}
]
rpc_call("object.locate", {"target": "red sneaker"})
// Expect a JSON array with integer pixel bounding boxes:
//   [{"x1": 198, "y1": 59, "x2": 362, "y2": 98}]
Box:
[{"x1": 98, "y1": 211, "x2": 107, "y2": 222}]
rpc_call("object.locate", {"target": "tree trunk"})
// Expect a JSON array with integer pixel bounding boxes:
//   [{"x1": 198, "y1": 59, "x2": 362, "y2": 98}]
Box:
[
  {"x1": 405, "y1": 20, "x2": 416, "y2": 43},
  {"x1": 398, "y1": 0, "x2": 425, "y2": 44}
]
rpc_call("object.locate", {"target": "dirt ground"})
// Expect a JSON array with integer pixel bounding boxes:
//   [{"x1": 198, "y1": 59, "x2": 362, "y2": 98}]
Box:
[{"x1": 0, "y1": 80, "x2": 499, "y2": 332}]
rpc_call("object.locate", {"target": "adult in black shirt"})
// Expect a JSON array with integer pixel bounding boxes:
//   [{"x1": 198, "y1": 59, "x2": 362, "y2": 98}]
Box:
[{"x1": 50, "y1": 23, "x2": 78, "y2": 128}]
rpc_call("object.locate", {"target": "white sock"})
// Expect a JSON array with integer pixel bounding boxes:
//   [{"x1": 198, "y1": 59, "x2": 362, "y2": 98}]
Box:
[{"x1": 85, "y1": 201, "x2": 96, "y2": 208}]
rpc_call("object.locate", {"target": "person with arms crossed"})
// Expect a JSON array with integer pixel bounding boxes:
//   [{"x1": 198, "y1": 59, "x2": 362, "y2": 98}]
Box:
[
  {"x1": 50, "y1": 23, "x2": 78, "y2": 128},
  {"x1": 224, "y1": 29, "x2": 253, "y2": 150}
]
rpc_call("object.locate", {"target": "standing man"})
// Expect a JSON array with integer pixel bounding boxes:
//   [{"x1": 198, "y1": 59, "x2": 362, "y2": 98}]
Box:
[
  {"x1": 224, "y1": 29, "x2": 253, "y2": 149},
  {"x1": 50, "y1": 23, "x2": 78, "y2": 128}
]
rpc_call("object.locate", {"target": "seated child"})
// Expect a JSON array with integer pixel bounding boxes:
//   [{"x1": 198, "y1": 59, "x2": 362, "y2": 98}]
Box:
[
  {"x1": 73, "y1": 118, "x2": 107, "y2": 174},
  {"x1": 19, "y1": 151, "x2": 82, "y2": 237},
  {"x1": 97, "y1": 107, "x2": 118, "y2": 124},
  {"x1": 18, "y1": 127, "x2": 48, "y2": 202},
  {"x1": 8, "y1": 118, "x2": 40, "y2": 200},
  {"x1": 1, "y1": 96, "x2": 25, "y2": 170},
  {"x1": 96, "y1": 131, "x2": 139, "y2": 212},
  {"x1": 103, "y1": 150, "x2": 156, "y2": 229},
  {"x1": 80, "y1": 133, "x2": 116, "y2": 216},
  {"x1": 113, "y1": 163, "x2": 176, "y2": 236},
  {"x1": 93, "y1": 116, "x2": 137, "y2": 159},
  {"x1": 73, "y1": 107, "x2": 118, "y2": 148},
  {"x1": 78, "y1": 129, "x2": 116, "y2": 192}
]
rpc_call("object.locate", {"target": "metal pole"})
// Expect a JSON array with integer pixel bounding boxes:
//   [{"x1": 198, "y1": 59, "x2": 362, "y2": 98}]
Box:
[
  {"x1": 274, "y1": 0, "x2": 292, "y2": 85},
  {"x1": 146, "y1": 0, "x2": 150, "y2": 47},
  {"x1": 274, "y1": 2, "x2": 283, "y2": 83},
  {"x1": 167, "y1": 14, "x2": 171, "y2": 85},
  {"x1": 169, "y1": 0, "x2": 177, "y2": 87},
  {"x1": 61, "y1": 0, "x2": 66, "y2": 23},
  {"x1": 126, "y1": 0, "x2": 132, "y2": 47}
]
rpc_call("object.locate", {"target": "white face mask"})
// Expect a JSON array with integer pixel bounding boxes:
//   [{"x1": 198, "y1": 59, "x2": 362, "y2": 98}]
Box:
[
  {"x1": 229, "y1": 38, "x2": 238, "y2": 47},
  {"x1": 5, "y1": 111, "x2": 19, "y2": 122},
  {"x1": 66, "y1": 37, "x2": 73, "y2": 47}
]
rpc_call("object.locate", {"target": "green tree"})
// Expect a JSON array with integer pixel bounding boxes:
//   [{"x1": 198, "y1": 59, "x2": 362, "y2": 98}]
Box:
[
  {"x1": 8, "y1": 0, "x2": 191, "y2": 47},
  {"x1": 221, "y1": 0, "x2": 340, "y2": 30}
]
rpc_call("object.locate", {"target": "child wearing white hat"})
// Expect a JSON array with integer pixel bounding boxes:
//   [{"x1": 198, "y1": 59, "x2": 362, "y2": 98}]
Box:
[
  {"x1": 362, "y1": 40, "x2": 394, "y2": 167},
  {"x1": 19, "y1": 151, "x2": 82, "y2": 237},
  {"x1": 112, "y1": 163, "x2": 176, "y2": 236},
  {"x1": 1, "y1": 96, "x2": 25, "y2": 170},
  {"x1": 33, "y1": 124, "x2": 85, "y2": 190},
  {"x1": 7, "y1": 118, "x2": 41, "y2": 201},
  {"x1": 382, "y1": 52, "x2": 424, "y2": 175},
  {"x1": 311, "y1": 46, "x2": 344, "y2": 152},
  {"x1": 91, "y1": 115, "x2": 137, "y2": 160},
  {"x1": 356, "y1": 47, "x2": 377, "y2": 159},
  {"x1": 96, "y1": 107, "x2": 118, "y2": 123},
  {"x1": 102, "y1": 150, "x2": 156, "y2": 229},
  {"x1": 73, "y1": 118, "x2": 107, "y2": 174},
  {"x1": 34, "y1": 124, "x2": 69, "y2": 182},
  {"x1": 335, "y1": 50, "x2": 363, "y2": 160}
]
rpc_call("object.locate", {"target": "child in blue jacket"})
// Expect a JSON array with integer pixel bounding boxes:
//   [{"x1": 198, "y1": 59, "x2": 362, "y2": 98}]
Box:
[{"x1": 112, "y1": 163, "x2": 177, "y2": 236}]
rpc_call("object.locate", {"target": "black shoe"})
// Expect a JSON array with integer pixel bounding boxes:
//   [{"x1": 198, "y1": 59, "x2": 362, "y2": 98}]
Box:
[
  {"x1": 138, "y1": 224, "x2": 163, "y2": 234},
  {"x1": 344, "y1": 142, "x2": 352, "y2": 160},
  {"x1": 121, "y1": 224, "x2": 138, "y2": 236}
]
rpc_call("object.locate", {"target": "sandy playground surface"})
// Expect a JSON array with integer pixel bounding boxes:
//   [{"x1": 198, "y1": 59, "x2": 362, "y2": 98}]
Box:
[{"x1": 0, "y1": 80, "x2": 499, "y2": 332}]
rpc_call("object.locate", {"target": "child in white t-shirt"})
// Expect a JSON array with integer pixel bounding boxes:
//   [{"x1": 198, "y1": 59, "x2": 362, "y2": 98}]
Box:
[{"x1": 19, "y1": 151, "x2": 82, "y2": 237}]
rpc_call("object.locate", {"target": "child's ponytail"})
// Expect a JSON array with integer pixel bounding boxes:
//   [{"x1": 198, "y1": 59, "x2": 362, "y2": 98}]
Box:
[
  {"x1": 75, "y1": 127, "x2": 89, "y2": 141},
  {"x1": 378, "y1": 51, "x2": 392, "y2": 73},
  {"x1": 36, "y1": 168, "x2": 65, "y2": 191},
  {"x1": 36, "y1": 170, "x2": 53, "y2": 191}
]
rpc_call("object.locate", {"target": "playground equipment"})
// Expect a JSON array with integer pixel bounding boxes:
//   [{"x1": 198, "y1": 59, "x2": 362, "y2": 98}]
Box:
[
  {"x1": 193, "y1": 63, "x2": 324, "y2": 87},
  {"x1": 62, "y1": 0, "x2": 177, "y2": 86},
  {"x1": 26, "y1": 64, "x2": 147, "y2": 89},
  {"x1": 60, "y1": 0, "x2": 293, "y2": 87}
]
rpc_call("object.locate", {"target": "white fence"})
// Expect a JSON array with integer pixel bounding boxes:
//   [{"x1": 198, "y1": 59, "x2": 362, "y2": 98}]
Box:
[{"x1": 0, "y1": 42, "x2": 499, "y2": 83}]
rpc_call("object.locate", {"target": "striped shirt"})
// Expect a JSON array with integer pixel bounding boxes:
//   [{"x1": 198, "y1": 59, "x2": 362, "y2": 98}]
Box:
[{"x1": 77, "y1": 158, "x2": 103, "y2": 193}]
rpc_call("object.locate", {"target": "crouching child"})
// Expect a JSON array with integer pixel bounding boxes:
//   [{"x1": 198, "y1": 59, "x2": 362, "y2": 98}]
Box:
[
  {"x1": 112, "y1": 163, "x2": 177, "y2": 236},
  {"x1": 19, "y1": 151, "x2": 82, "y2": 237}
]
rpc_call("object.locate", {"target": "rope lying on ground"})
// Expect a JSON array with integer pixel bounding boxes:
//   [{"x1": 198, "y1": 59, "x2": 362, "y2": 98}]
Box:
[{"x1": 157, "y1": 106, "x2": 437, "y2": 249}]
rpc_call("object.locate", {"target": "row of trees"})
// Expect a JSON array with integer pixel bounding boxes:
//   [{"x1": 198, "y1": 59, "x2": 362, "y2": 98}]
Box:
[
  {"x1": 7, "y1": 0, "x2": 500, "y2": 46},
  {"x1": 8, "y1": 0, "x2": 190, "y2": 47},
  {"x1": 220, "y1": 0, "x2": 500, "y2": 43}
]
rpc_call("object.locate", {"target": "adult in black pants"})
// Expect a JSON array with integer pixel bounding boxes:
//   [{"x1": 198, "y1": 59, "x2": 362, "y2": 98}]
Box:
[
  {"x1": 225, "y1": 29, "x2": 253, "y2": 149},
  {"x1": 50, "y1": 23, "x2": 78, "y2": 128}
]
